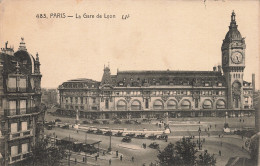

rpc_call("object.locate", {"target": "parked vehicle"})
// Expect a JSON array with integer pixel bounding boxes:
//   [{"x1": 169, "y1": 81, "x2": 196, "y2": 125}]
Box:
[
  {"x1": 93, "y1": 120, "x2": 100, "y2": 124},
  {"x1": 122, "y1": 137, "x2": 132, "y2": 143},
  {"x1": 114, "y1": 119, "x2": 122, "y2": 124},
  {"x1": 149, "y1": 142, "x2": 159, "y2": 149},
  {"x1": 55, "y1": 118, "x2": 62, "y2": 122},
  {"x1": 125, "y1": 120, "x2": 133, "y2": 124},
  {"x1": 96, "y1": 129, "x2": 103, "y2": 135},
  {"x1": 157, "y1": 134, "x2": 168, "y2": 140},
  {"x1": 83, "y1": 120, "x2": 91, "y2": 124},
  {"x1": 103, "y1": 120, "x2": 109, "y2": 124},
  {"x1": 46, "y1": 125, "x2": 53, "y2": 130},
  {"x1": 115, "y1": 131, "x2": 123, "y2": 137},
  {"x1": 136, "y1": 133, "x2": 146, "y2": 139},
  {"x1": 126, "y1": 133, "x2": 135, "y2": 137},
  {"x1": 104, "y1": 131, "x2": 112, "y2": 136},
  {"x1": 148, "y1": 134, "x2": 157, "y2": 140}
]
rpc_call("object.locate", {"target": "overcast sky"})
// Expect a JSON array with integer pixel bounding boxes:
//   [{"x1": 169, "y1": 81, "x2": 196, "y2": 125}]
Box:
[{"x1": 0, "y1": 0, "x2": 259, "y2": 89}]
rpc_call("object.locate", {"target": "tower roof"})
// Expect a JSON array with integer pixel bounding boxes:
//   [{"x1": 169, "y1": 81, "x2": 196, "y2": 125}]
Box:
[{"x1": 224, "y1": 11, "x2": 242, "y2": 41}]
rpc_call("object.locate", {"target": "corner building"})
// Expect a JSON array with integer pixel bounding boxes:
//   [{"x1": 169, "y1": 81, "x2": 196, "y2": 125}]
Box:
[
  {"x1": 0, "y1": 39, "x2": 44, "y2": 166},
  {"x1": 58, "y1": 12, "x2": 255, "y2": 120}
]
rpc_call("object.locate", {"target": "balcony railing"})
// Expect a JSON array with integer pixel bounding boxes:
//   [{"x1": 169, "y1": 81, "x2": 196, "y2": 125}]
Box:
[
  {"x1": 4, "y1": 107, "x2": 39, "y2": 117},
  {"x1": 9, "y1": 152, "x2": 31, "y2": 164},
  {"x1": 9, "y1": 130, "x2": 33, "y2": 140}
]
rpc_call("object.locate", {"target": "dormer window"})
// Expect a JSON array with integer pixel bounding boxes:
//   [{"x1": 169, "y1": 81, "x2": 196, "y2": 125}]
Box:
[
  {"x1": 218, "y1": 82, "x2": 222, "y2": 87},
  {"x1": 205, "y1": 83, "x2": 209, "y2": 87}
]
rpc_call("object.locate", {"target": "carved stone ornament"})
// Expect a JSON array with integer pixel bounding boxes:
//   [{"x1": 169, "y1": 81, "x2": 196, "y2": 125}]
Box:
[
  {"x1": 176, "y1": 96, "x2": 182, "y2": 102},
  {"x1": 125, "y1": 96, "x2": 132, "y2": 103},
  {"x1": 161, "y1": 96, "x2": 169, "y2": 102}
]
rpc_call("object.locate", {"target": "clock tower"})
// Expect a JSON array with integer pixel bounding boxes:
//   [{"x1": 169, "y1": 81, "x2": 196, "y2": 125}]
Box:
[{"x1": 221, "y1": 11, "x2": 246, "y2": 109}]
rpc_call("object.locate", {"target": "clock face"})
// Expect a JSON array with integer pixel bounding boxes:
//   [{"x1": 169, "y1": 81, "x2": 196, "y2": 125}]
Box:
[{"x1": 231, "y1": 52, "x2": 243, "y2": 64}]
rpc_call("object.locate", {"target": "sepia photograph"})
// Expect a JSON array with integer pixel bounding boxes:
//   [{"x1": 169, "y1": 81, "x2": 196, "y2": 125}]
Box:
[{"x1": 0, "y1": 0, "x2": 259, "y2": 166}]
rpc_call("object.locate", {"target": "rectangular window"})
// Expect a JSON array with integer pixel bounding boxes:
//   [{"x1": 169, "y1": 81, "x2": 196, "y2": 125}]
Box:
[
  {"x1": 9, "y1": 100, "x2": 17, "y2": 115},
  {"x1": 19, "y1": 78, "x2": 27, "y2": 88},
  {"x1": 21, "y1": 122, "x2": 28, "y2": 131},
  {"x1": 22, "y1": 143, "x2": 28, "y2": 153},
  {"x1": 195, "y1": 99, "x2": 199, "y2": 108},
  {"x1": 145, "y1": 99, "x2": 149, "y2": 109},
  {"x1": 93, "y1": 98, "x2": 96, "y2": 104},
  {"x1": 80, "y1": 97, "x2": 83, "y2": 104},
  {"x1": 11, "y1": 146, "x2": 18, "y2": 156},
  {"x1": 11, "y1": 123, "x2": 18, "y2": 133},
  {"x1": 105, "y1": 99, "x2": 109, "y2": 109},
  {"x1": 70, "y1": 97, "x2": 73, "y2": 103},
  {"x1": 245, "y1": 97, "x2": 248, "y2": 103},
  {"x1": 8, "y1": 77, "x2": 16, "y2": 88},
  {"x1": 20, "y1": 100, "x2": 27, "y2": 114}
]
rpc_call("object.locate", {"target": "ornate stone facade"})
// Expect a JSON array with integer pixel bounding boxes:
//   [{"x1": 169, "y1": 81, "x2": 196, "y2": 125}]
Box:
[{"x1": 58, "y1": 12, "x2": 254, "y2": 119}]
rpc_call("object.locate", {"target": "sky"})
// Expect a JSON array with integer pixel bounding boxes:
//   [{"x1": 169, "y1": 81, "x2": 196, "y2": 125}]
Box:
[{"x1": 0, "y1": 0, "x2": 259, "y2": 89}]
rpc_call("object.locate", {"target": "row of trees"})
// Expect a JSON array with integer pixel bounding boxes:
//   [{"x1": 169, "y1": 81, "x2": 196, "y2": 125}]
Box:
[{"x1": 157, "y1": 137, "x2": 216, "y2": 166}]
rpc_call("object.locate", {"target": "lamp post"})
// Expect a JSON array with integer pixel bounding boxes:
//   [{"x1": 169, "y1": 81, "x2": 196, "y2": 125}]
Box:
[
  {"x1": 198, "y1": 127, "x2": 201, "y2": 150},
  {"x1": 108, "y1": 135, "x2": 112, "y2": 152}
]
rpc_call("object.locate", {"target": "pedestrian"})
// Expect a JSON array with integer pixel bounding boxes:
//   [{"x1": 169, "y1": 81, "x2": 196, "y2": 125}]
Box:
[
  {"x1": 77, "y1": 130, "x2": 78, "y2": 133},
  {"x1": 95, "y1": 155, "x2": 98, "y2": 161},
  {"x1": 243, "y1": 119, "x2": 244, "y2": 122},
  {"x1": 219, "y1": 134, "x2": 220, "y2": 138},
  {"x1": 116, "y1": 150, "x2": 118, "y2": 157},
  {"x1": 120, "y1": 155, "x2": 123, "y2": 161},
  {"x1": 83, "y1": 157, "x2": 85, "y2": 162},
  {"x1": 220, "y1": 141, "x2": 222, "y2": 146},
  {"x1": 198, "y1": 121, "x2": 200, "y2": 124},
  {"x1": 219, "y1": 150, "x2": 221, "y2": 156},
  {"x1": 242, "y1": 146, "x2": 244, "y2": 150},
  {"x1": 75, "y1": 158, "x2": 77, "y2": 164},
  {"x1": 215, "y1": 124, "x2": 217, "y2": 128},
  {"x1": 208, "y1": 127, "x2": 209, "y2": 131},
  {"x1": 240, "y1": 119, "x2": 241, "y2": 122},
  {"x1": 205, "y1": 128, "x2": 207, "y2": 132},
  {"x1": 210, "y1": 125, "x2": 212, "y2": 129},
  {"x1": 109, "y1": 159, "x2": 111, "y2": 165},
  {"x1": 132, "y1": 156, "x2": 134, "y2": 162}
]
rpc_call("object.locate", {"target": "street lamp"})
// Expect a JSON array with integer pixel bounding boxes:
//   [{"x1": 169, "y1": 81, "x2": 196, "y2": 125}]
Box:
[{"x1": 198, "y1": 127, "x2": 201, "y2": 150}]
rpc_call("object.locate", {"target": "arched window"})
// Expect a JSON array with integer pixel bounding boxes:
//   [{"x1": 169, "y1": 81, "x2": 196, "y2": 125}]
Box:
[
  {"x1": 131, "y1": 100, "x2": 141, "y2": 110},
  {"x1": 203, "y1": 99, "x2": 213, "y2": 109},
  {"x1": 181, "y1": 100, "x2": 191, "y2": 109},
  {"x1": 153, "y1": 100, "x2": 164, "y2": 110},
  {"x1": 167, "y1": 100, "x2": 177, "y2": 110},
  {"x1": 216, "y1": 100, "x2": 226, "y2": 109},
  {"x1": 117, "y1": 100, "x2": 127, "y2": 111}
]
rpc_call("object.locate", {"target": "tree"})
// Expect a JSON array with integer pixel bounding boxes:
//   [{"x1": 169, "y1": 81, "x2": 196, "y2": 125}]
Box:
[
  {"x1": 197, "y1": 151, "x2": 216, "y2": 166},
  {"x1": 157, "y1": 137, "x2": 216, "y2": 166},
  {"x1": 249, "y1": 135, "x2": 259, "y2": 166},
  {"x1": 18, "y1": 138, "x2": 66, "y2": 166}
]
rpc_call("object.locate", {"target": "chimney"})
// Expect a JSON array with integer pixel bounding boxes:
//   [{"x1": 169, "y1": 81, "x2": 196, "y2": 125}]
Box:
[
  {"x1": 217, "y1": 65, "x2": 221, "y2": 72},
  {"x1": 213, "y1": 66, "x2": 217, "y2": 71}
]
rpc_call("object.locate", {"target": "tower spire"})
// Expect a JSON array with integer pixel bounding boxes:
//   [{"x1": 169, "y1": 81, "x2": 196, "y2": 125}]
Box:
[{"x1": 229, "y1": 10, "x2": 237, "y2": 29}]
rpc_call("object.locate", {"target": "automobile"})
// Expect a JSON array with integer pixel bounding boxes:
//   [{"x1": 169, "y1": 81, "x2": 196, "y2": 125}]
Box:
[
  {"x1": 126, "y1": 133, "x2": 135, "y2": 137},
  {"x1": 62, "y1": 124, "x2": 69, "y2": 129},
  {"x1": 46, "y1": 125, "x2": 53, "y2": 130},
  {"x1": 125, "y1": 120, "x2": 133, "y2": 124},
  {"x1": 103, "y1": 120, "x2": 109, "y2": 124},
  {"x1": 148, "y1": 134, "x2": 157, "y2": 140},
  {"x1": 96, "y1": 129, "x2": 103, "y2": 135},
  {"x1": 157, "y1": 134, "x2": 168, "y2": 140},
  {"x1": 149, "y1": 142, "x2": 159, "y2": 149},
  {"x1": 115, "y1": 131, "x2": 123, "y2": 137},
  {"x1": 55, "y1": 118, "x2": 62, "y2": 122},
  {"x1": 136, "y1": 133, "x2": 146, "y2": 139},
  {"x1": 114, "y1": 119, "x2": 122, "y2": 124},
  {"x1": 87, "y1": 129, "x2": 95, "y2": 133},
  {"x1": 93, "y1": 120, "x2": 100, "y2": 124},
  {"x1": 132, "y1": 120, "x2": 141, "y2": 125},
  {"x1": 82, "y1": 120, "x2": 91, "y2": 124},
  {"x1": 122, "y1": 137, "x2": 132, "y2": 143},
  {"x1": 104, "y1": 131, "x2": 112, "y2": 136}
]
